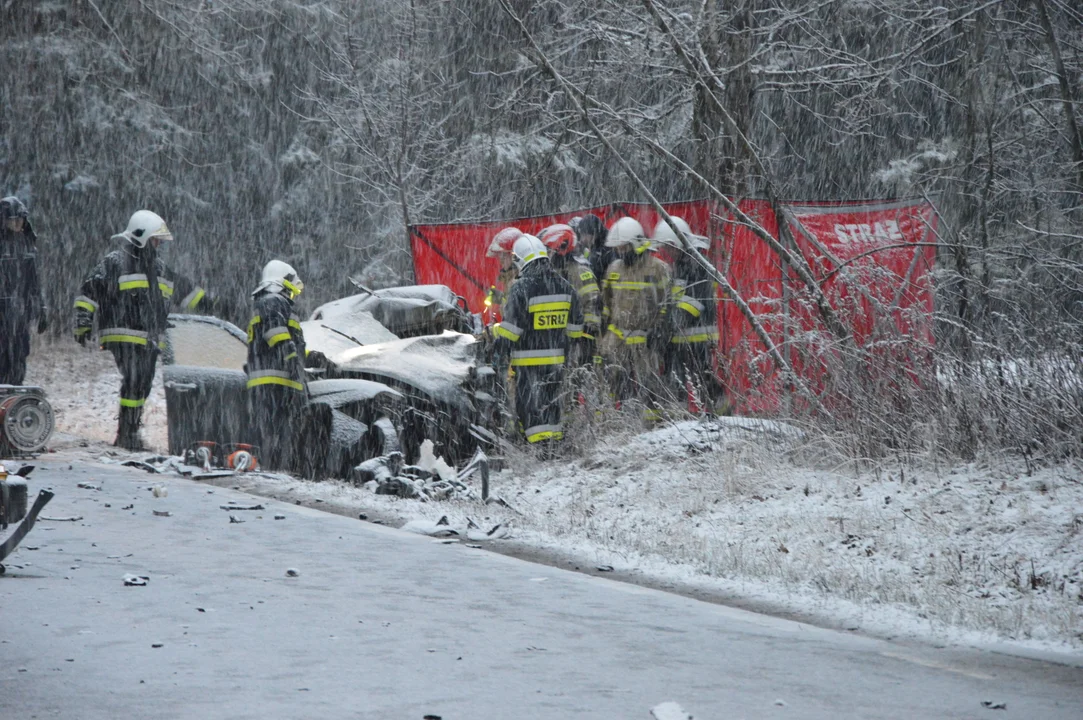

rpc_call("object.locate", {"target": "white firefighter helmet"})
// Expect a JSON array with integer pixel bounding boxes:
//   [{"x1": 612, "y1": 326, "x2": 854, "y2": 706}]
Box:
[
  {"x1": 652, "y1": 216, "x2": 709, "y2": 251},
  {"x1": 604, "y1": 216, "x2": 649, "y2": 251},
  {"x1": 112, "y1": 210, "x2": 173, "y2": 248},
  {"x1": 253, "y1": 259, "x2": 304, "y2": 299},
  {"x1": 486, "y1": 226, "x2": 523, "y2": 257},
  {"x1": 511, "y1": 234, "x2": 547, "y2": 271}
]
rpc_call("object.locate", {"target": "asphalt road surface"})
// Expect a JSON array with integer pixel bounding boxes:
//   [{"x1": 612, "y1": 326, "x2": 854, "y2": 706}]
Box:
[{"x1": 1, "y1": 457, "x2": 1080, "y2": 719}]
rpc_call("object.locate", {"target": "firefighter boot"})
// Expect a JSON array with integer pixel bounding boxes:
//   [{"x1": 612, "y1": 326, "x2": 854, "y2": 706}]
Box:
[{"x1": 115, "y1": 406, "x2": 148, "y2": 452}]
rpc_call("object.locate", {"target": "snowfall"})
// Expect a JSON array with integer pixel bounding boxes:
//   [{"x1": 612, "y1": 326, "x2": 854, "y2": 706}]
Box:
[{"x1": 22, "y1": 338, "x2": 1083, "y2": 661}]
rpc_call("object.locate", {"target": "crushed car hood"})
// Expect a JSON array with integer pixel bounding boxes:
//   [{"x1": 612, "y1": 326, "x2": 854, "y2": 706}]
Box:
[
  {"x1": 311, "y1": 285, "x2": 473, "y2": 337},
  {"x1": 325, "y1": 331, "x2": 479, "y2": 411}
]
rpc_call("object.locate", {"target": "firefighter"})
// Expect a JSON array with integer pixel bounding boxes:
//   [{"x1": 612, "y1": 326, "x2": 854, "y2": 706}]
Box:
[
  {"x1": 651, "y1": 217, "x2": 724, "y2": 414},
  {"x1": 74, "y1": 210, "x2": 219, "y2": 450},
  {"x1": 575, "y1": 214, "x2": 615, "y2": 295},
  {"x1": 599, "y1": 217, "x2": 673, "y2": 424},
  {"x1": 492, "y1": 235, "x2": 583, "y2": 447},
  {"x1": 482, "y1": 226, "x2": 523, "y2": 327},
  {"x1": 537, "y1": 223, "x2": 601, "y2": 367},
  {"x1": 0, "y1": 196, "x2": 46, "y2": 385},
  {"x1": 245, "y1": 260, "x2": 308, "y2": 473}
]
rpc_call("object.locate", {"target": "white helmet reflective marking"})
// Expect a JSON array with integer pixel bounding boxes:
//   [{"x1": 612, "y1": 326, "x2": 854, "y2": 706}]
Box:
[{"x1": 113, "y1": 210, "x2": 173, "y2": 248}]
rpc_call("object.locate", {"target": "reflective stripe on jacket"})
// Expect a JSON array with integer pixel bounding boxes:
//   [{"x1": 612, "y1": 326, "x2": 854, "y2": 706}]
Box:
[
  {"x1": 74, "y1": 246, "x2": 210, "y2": 341},
  {"x1": 491, "y1": 260, "x2": 582, "y2": 369},
  {"x1": 601, "y1": 253, "x2": 671, "y2": 344},
  {"x1": 246, "y1": 291, "x2": 306, "y2": 392}
]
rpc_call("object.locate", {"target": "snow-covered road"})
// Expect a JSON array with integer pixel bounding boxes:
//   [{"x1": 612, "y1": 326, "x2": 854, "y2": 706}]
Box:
[{"x1": 2, "y1": 456, "x2": 1080, "y2": 719}]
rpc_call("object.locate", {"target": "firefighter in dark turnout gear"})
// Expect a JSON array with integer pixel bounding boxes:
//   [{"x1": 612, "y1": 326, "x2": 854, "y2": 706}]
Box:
[
  {"x1": 74, "y1": 210, "x2": 216, "y2": 450},
  {"x1": 492, "y1": 235, "x2": 583, "y2": 446},
  {"x1": 652, "y1": 217, "x2": 724, "y2": 413},
  {"x1": 245, "y1": 260, "x2": 307, "y2": 472},
  {"x1": 0, "y1": 196, "x2": 46, "y2": 385},
  {"x1": 575, "y1": 214, "x2": 615, "y2": 304},
  {"x1": 537, "y1": 223, "x2": 601, "y2": 367}
]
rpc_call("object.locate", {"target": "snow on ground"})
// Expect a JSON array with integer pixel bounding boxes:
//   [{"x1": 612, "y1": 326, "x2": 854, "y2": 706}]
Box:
[{"x1": 23, "y1": 340, "x2": 1083, "y2": 656}]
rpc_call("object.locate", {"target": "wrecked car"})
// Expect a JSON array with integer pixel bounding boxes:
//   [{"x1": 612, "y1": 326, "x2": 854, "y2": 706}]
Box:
[{"x1": 162, "y1": 284, "x2": 502, "y2": 480}]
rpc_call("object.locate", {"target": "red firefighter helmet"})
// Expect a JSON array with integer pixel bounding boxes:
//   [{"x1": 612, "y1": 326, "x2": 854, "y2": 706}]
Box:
[
  {"x1": 537, "y1": 224, "x2": 577, "y2": 256},
  {"x1": 486, "y1": 227, "x2": 523, "y2": 258}
]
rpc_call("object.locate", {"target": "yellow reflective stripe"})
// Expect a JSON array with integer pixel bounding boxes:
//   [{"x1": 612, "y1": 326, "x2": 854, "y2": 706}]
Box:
[
  {"x1": 677, "y1": 300, "x2": 702, "y2": 318},
  {"x1": 592, "y1": 355, "x2": 603, "y2": 365},
  {"x1": 158, "y1": 280, "x2": 175, "y2": 297},
  {"x1": 510, "y1": 354, "x2": 565, "y2": 366},
  {"x1": 672, "y1": 325, "x2": 719, "y2": 344},
  {"x1": 288, "y1": 318, "x2": 302, "y2": 331},
  {"x1": 184, "y1": 288, "x2": 205, "y2": 309},
  {"x1": 100, "y1": 334, "x2": 148, "y2": 345},
  {"x1": 607, "y1": 324, "x2": 624, "y2": 339},
  {"x1": 246, "y1": 375, "x2": 304, "y2": 391},
  {"x1": 526, "y1": 429, "x2": 564, "y2": 443},
  {"x1": 74, "y1": 299, "x2": 96, "y2": 312},
  {"x1": 120, "y1": 397, "x2": 146, "y2": 408},
  {"x1": 608, "y1": 281, "x2": 653, "y2": 290},
  {"x1": 247, "y1": 315, "x2": 261, "y2": 344},
  {"x1": 528, "y1": 301, "x2": 571, "y2": 313},
  {"x1": 285, "y1": 352, "x2": 297, "y2": 361},
  {"x1": 625, "y1": 335, "x2": 647, "y2": 345},
  {"x1": 583, "y1": 312, "x2": 602, "y2": 324},
  {"x1": 578, "y1": 284, "x2": 599, "y2": 296},
  {"x1": 118, "y1": 279, "x2": 150, "y2": 291},
  {"x1": 494, "y1": 322, "x2": 521, "y2": 342},
  {"x1": 265, "y1": 331, "x2": 291, "y2": 348},
  {"x1": 246, "y1": 376, "x2": 304, "y2": 391},
  {"x1": 74, "y1": 326, "x2": 91, "y2": 336}
]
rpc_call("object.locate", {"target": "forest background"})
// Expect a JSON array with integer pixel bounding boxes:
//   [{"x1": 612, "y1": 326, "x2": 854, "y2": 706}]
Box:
[{"x1": 2, "y1": 0, "x2": 1081, "y2": 459}]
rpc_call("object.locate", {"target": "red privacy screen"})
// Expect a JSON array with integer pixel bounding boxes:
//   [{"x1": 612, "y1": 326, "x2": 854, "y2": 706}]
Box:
[{"x1": 410, "y1": 198, "x2": 938, "y2": 413}]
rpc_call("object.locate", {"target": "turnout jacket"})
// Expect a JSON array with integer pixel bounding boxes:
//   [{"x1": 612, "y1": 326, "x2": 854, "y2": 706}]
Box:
[
  {"x1": 74, "y1": 246, "x2": 211, "y2": 347},
  {"x1": 554, "y1": 255, "x2": 601, "y2": 340},
  {"x1": 492, "y1": 260, "x2": 583, "y2": 369},
  {"x1": 668, "y1": 255, "x2": 719, "y2": 346},
  {"x1": 601, "y1": 251, "x2": 672, "y2": 346},
  {"x1": 0, "y1": 225, "x2": 44, "y2": 322},
  {"x1": 246, "y1": 291, "x2": 307, "y2": 392}
]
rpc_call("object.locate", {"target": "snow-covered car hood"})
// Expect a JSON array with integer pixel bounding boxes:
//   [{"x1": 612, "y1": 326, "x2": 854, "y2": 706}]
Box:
[
  {"x1": 311, "y1": 285, "x2": 473, "y2": 337},
  {"x1": 300, "y1": 313, "x2": 398, "y2": 357}
]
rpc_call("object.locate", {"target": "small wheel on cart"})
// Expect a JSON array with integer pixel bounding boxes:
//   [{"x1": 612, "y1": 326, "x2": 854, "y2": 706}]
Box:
[{"x1": 0, "y1": 563, "x2": 6, "y2": 576}]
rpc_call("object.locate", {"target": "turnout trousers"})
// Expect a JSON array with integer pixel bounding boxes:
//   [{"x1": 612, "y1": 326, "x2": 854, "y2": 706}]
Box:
[
  {"x1": 0, "y1": 315, "x2": 30, "y2": 386},
  {"x1": 514, "y1": 365, "x2": 566, "y2": 445},
  {"x1": 109, "y1": 344, "x2": 158, "y2": 450},
  {"x1": 247, "y1": 385, "x2": 305, "y2": 472},
  {"x1": 599, "y1": 334, "x2": 668, "y2": 424}
]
